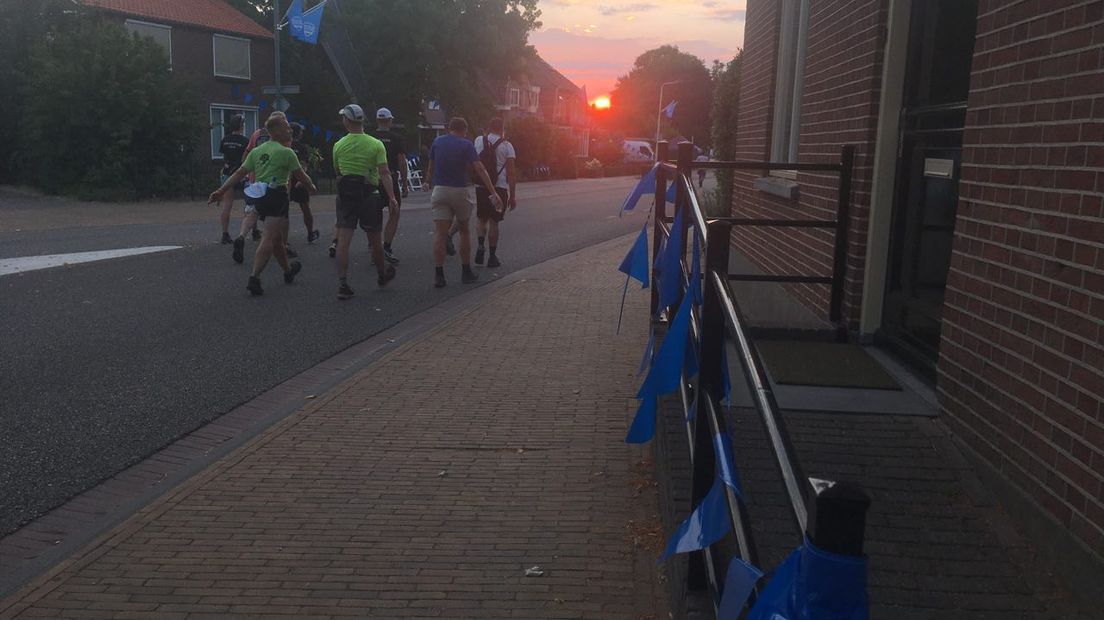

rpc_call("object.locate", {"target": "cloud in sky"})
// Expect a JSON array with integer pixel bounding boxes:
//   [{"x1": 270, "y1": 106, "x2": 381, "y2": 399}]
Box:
[{"x1": 530, "y1": 1, "x2": 745, "y2": 97}]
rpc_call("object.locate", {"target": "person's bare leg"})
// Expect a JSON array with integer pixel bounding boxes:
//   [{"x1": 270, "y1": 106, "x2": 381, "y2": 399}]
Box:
[
  {"x1": 487, "y1": 219, "x2": 500, "y2": 248},
  {"x1": 366, "y1": 230, "x2": 386, "y2": 274},
  {"x1": 335, "y1": 227, "x2": 355, "y2": 278},
  {"x1": 300, "y1": 199, "x2": 315, "y2": 239},
  {"x1": 253, "y1": 217, "x2": 289, "y2": 275},
  {"x1": 433, "y1": 220, "x2": 450, "y2": 267},
  {"x1": 384, "y1": 204, "x2": 400, "y2": 246},
  {"x1": 238, "y1": 210, "x2": 258, "y2": 239},
  {"x1": 457, "y1": 218, "x2": 472, "y2": 265},
  {"x1": 219, "y1": 193, "x2": 233, "y2": 236}
]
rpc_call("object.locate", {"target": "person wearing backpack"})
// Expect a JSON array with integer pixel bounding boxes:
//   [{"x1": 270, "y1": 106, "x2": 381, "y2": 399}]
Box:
[{"x1": 472, "y1": 118, "x2": 517, "y2": 268}]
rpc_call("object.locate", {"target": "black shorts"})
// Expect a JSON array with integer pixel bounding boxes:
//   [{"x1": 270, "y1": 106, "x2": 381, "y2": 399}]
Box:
[
  {"x1": 255, "y1": 187, "x2": 290, "y2": 220},
  {"x1": 377, "y1": 173, "x2": 402, "y2": 208},
  {"x1": 336, "y1": 176, "x2": 382, "y2": 232},
  {"x1": 289, "y1": 181, "x2": 310, "y2": 205},
  {"x1": 476, "y1": 186, "x2": 509, "y2": 222}
]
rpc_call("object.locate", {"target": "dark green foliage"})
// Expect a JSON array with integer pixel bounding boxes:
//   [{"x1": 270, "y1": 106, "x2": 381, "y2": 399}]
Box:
[
  {"x1": 610, "y1": 46, "x2": 713, "y2": 147},
  {"x1": 710, "y1": 52, "x2": 741, "y2": 210},
  {"x1": 19, "y1": 19, "x2": 202, "y2": 199}
]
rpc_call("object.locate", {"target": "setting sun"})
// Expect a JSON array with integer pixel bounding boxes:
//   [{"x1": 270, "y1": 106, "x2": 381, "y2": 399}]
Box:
[{"x1": 592, "y1": 96, "x2": 611, "y2": 109}]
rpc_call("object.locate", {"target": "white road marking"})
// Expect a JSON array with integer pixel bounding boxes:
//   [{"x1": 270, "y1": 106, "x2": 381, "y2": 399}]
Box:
[{"x1": 0, "y1": 246, "x2": 183, "y2": 276}]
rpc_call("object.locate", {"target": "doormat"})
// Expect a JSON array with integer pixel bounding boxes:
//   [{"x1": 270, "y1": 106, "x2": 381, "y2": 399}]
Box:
[{"x1": 754, "y1": 341, "x2": 902, "y2": 391}]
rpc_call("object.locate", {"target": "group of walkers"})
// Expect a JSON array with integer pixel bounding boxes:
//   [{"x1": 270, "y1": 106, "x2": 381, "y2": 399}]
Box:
[{"x1": 208, "y1": 105, "x2": 518, "y2": 298}]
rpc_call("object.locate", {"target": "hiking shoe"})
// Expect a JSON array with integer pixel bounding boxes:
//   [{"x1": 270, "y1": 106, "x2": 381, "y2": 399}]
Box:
[
  {"x1": 308, "y1": 230, "x2": 320, "y2": 243},
  {"x1": 384, "y1": 248, "x2": 400, "y2": 264},
  {"x1": 285, "y1": 246, "x2": 298, "y2": 259},
  {"x1": 220, "y1": 232, "x2": 233, "y2": 244},
  {"x1": 284, "y1": 261, "x2": 302, "y2": 284},
  {"x1": 378, "y1": 265, "x2": 396, "y2": 287},
  {"x1": 474, "y1": 246, "x2": 485, "y2": 265},
  {"x1": 486, "y1": 255, "x2": 501, "y2": 269},
  {"x1": 445, "y1": 236, "x2": 456, "y2": 256},
  {"x1": 246, "y1": 276, "x2": 263, "y2": 296},
  {"x1": 328, "y1": 240, "x2": 337, "y2": 258},
  {"x1": 434, "y1": 272, "x2": 447, "y2": 288},
  {"x1": 251, "y1": 228, "x2": 262, "y2": 241},
  {"x1": 461, "y1": 269, "x2": 479, "y2": 284},
  {"x1": 232, "y1": 237, "x2": 245, "y2": 264},
  {"x1": 337, "y1": 282, "x2": 355, "y2": 299}
]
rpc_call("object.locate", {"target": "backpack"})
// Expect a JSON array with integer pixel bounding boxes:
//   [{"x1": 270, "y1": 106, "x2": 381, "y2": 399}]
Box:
[{"x1": 479, "y1": 132, "x2": 507, "y2": 183}]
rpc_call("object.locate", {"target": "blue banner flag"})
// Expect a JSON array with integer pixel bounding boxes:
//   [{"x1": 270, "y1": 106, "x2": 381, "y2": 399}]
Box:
[
  {"x1": 625, "y1": 394, "x2": 657, "y2": 444},
  {"x1": 660, "y1": 475, "x2": 730, "y2": 562},
  {"x1": 718, "y1": 558, "x2": 763, "y2": 619},
  {"x1": 690, "y1": 231, "x2": 702, "y2": 304},
  {"x1": 325, "y1": 130, "x2": 334, "y2": 142},
  {"x1": 657, "y1": 205, "x2": 686, "y2": 310},
  {"x1": 663, "y1": 100, "x2": 678, "y2": 119},
  {"x1": 285, "y1": 0, "x2": 304, "y2": 35},
  {"x1": 638, "y1": 327, "x2": 655, "y2": 376},
  {"x1": 638, "y1": 291, "x2": 693, "y2": 399},
  {"x1": 619, "y1": 223, "x2": 650, "y2": 288},
  {"x1": 290, "y1": 0, "x2": 326, "y2": 44},
  {"x1": 747, "y1": 539, "x2": 869, "y2": 620}
]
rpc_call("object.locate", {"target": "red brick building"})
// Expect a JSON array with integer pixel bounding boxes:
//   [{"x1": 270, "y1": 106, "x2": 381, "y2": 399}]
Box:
[
  {"x1": 79, "y1": 0, "x2": 275, "y2": 166},
  {"x1": 731, "y1": 0, "x2": 1102, "y2": 566}
]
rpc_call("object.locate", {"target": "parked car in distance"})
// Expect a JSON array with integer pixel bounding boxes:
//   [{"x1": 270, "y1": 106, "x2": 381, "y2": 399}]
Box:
[{"x1": 622, "y1": 139, "x2": 655, "y2": 163}]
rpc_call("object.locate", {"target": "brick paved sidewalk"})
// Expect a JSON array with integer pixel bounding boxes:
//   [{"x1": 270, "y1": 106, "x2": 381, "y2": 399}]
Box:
[{"x1": 0, "y1": 239, "x2": 668, "y2": 619}]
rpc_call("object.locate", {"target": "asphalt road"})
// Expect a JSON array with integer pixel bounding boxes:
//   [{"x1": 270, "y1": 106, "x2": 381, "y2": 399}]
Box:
[{"x1": 0, "y1": 176, "x2": 646, "y2": 534}]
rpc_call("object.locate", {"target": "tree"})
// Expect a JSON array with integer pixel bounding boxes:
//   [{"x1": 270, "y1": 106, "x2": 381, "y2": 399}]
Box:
[
  {"x1": 20, "y1": 21, "x2": 202, "y2": 199},
  {"x1": 710, "y1": 52, "x2": 742, "y2": 209},
  {"x1": 610, "y1": 46, "x2": 713, "y2": 146}
]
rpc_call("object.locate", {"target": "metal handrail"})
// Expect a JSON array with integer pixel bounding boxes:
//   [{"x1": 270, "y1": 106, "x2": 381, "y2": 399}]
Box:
[{"x1": 647, "y1": 140, "x2": 864, "y2": 613}]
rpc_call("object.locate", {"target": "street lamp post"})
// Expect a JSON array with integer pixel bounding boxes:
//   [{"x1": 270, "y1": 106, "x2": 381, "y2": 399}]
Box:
[{"x1": 655, "y1": 80, "x2": 681, "y2": 160}]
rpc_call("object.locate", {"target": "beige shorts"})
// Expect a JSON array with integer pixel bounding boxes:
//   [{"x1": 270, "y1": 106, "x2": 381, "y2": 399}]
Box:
[{"x1": 430, "y1": 186, "x2": 473, "y2": 222}]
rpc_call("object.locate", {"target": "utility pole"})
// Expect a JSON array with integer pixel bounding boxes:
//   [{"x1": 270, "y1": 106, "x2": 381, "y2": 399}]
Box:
[{"x1": 273, "y1": 0, "x2": 283, "y2": 113}]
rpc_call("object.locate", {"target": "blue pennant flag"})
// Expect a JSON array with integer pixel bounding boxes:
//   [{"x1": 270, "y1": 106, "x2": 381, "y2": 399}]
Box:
[
  {"x1": 690, "y1": 231, "x2": 702, "y2": 304},
  {"x1": 747, "y1": 539, "x2": 869, "y2": 620},
  {"x1": 258, "y1": 99, "x2": 269, "y2": 111},
  {"x1": 230, "y1": 84, "x2": 240, "y2": 98},
  {"x1": 620, "y1": 165, "x2": 678, "y2": 216},
  {"x1": 638, "y1": 291, "x2": 693, "y2": 399},
  {"x1": 659, "y1": 431, "x2": 745, "y2": 562},
  {"x1": 290, "y1": 0, "x2": 326, "y2": 44},
  {"x1": 718, "y1": 558, "x2": 763, "y2": 619},
  {"x1": 244, "y1": 93, "x2": 254, "y2": 104},
  {"x1": 619, "y1": 223, "x2": 650, "y2": 288},
  {"x1": 620, "y1": 165, "x2": 656, "y2": 214},
  {"x1": 637, "y1": 327, "x2": 655, "y2": 376},
  {"x1": 325, "y1": 130, "x2": 334, "y2": 142},
  {"x1": 625, "y1": 394, "x2": 657, "y2": 444},
  {"x1": 660, "y1": 475, "x2": 730, "y2": 561},
  {"x1": 657, "y1": 205, "x2": 686, "y2": 310},
  {"x1": 312, "y1": 124, "x2": 321, "y2": 136},
  {"x1": 663, "y1": 100, "x2": 678, "y2": 119}
]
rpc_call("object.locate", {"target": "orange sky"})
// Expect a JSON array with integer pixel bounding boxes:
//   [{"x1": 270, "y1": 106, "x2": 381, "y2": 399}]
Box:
[{"x1": 530, "y1": 0, "x2": 746, "y2": 101}]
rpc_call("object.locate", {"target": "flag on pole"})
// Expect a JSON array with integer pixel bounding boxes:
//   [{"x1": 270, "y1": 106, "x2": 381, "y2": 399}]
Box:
[
  {"x1": 663, "y1": 100, "x2": 678, "y2": 119},
  {"x1": 290, "y1": 0, "x2": 326, "y2": 44}
]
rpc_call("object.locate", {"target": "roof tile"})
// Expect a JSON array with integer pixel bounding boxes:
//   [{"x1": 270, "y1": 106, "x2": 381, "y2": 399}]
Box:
[{"x1": 80, "y1": 0, "x2": 272, "y2": 39}]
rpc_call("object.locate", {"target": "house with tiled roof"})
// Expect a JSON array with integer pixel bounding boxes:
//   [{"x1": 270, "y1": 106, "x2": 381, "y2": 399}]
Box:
[
  {"x1": 492, "y1": 56, "x2": 590, "y2": 159},
  {"x1": 78, "y1": 0, "x2": 276, "y2": 167}
]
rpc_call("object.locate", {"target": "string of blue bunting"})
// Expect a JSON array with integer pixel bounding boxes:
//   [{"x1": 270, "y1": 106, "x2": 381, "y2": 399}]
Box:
[
  {"x1": 614, "y1": 179, "x2": 869, "y2": 618},
  {"x1": 227, "y1": 85, "x2": 342, "y2": 143}
]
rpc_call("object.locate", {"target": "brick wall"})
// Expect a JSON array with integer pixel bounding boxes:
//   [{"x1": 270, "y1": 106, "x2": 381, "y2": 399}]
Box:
[
  {"x1": 939, "y1": 0, "x2": 1104, "y2": 555},
  {"x1": 731, "y1": 0, "x2": 887, "y2": 327}
]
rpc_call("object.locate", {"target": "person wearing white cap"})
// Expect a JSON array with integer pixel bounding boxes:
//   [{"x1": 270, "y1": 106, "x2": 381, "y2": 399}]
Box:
[
  {"x1": 370, "y1": 107, "x2": 410, "y2": 265},
  {"x1": 331, "y1": 103, "x2": 399, "y2": 299}
]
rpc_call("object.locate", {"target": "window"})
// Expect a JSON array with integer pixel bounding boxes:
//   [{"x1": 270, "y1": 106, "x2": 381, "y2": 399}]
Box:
[
  {"x1": 529, "y1": 86, "x2": 541, "y2": 113},
  {"x1": 125, "y1": 20, "x2": 171, "y2": 67},
  {"x1": 210, "y1": 105, "x2": 258, "y2": 159},
  {"x1": 213, "y1": 34, "x2": 251, "y2": 79},
  {"x1": 770, "y1": 0, "x2": 810, "y2": 172},
  {"x1": 508, "y1": 88, "x2": 521, "y2": 107}
]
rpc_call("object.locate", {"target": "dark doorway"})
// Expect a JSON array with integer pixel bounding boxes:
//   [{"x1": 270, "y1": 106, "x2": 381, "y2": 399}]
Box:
[{"x1": 882, "y1": 0, "x2": 979, "y2": 375}]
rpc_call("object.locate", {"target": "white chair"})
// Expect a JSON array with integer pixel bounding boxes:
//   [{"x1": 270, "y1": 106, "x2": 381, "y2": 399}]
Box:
[{"x1": 407, "y1": 157, "x2": 424, "y2": 191}]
